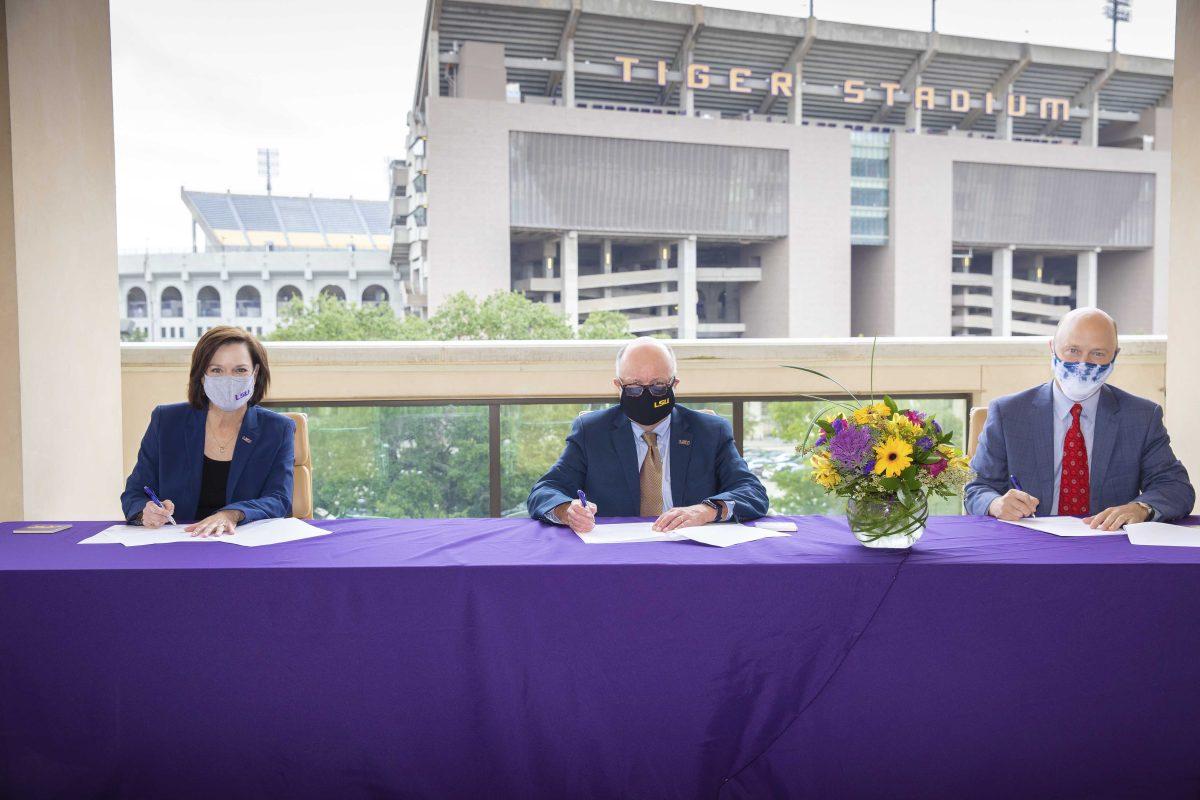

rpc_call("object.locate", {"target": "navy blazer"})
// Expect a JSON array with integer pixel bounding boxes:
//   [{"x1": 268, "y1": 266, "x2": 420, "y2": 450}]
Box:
[
  {"x1": 527, "y1": 405, "x2": 769, "y2": 522},
  {"x1": 965, "y1": 382, "x2": 1195, "y2": 520},
  {"x1": 121, "y1": 402, "x2": 296, "y2": 523}
]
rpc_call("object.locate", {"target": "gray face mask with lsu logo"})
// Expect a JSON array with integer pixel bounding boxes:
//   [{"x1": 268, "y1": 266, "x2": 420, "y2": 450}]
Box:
[{"x1": 203, "y1": 373, "x2": 256, "y2": 412}]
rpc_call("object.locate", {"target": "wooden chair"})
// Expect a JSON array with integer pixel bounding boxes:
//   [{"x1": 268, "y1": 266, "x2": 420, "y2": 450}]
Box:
[
  {"x1": 283, "y1": 412, "x2": 313, "y2": 519},
  {"x1": 967, "y1": 406, "x2": 988, "y2": 459}
]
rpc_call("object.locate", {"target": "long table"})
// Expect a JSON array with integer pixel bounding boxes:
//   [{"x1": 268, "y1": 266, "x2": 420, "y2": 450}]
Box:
[{"x1": 2, "y1": 515, "x2": 1199, "y2": 799}]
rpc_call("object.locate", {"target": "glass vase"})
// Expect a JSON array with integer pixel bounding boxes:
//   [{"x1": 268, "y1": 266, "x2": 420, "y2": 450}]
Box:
[{"x1": 846, "y1": 494, "x2": 928, "y2": 549}]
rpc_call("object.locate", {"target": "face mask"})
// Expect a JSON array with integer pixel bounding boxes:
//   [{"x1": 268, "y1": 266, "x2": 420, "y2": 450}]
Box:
[
  {"x1": 204, "y1": 373, "x2": 256, "y2": 412},
  {"x1": 1051, "y1": 354, "x2": 1115, "y2": 402},
  {"x1": 620, "y1": 386, "x2": 675, "y2": 426}
]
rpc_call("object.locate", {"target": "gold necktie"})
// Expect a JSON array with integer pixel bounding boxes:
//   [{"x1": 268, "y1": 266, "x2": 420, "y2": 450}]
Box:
[{"x1": 639, "y1": 431, "x2": 664, "y2": 517}]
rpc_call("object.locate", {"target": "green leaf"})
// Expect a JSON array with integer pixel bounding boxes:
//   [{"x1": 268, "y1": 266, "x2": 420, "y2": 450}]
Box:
[
  {"x1": 816, "y1": 419, "x2": 837, "y2": 438},
  {"x1": 878, "y1": 476, "x2": 900, "y2": 491},
  {"x1": 883, "y1": 395, "x2": 899, "y2": 415}
]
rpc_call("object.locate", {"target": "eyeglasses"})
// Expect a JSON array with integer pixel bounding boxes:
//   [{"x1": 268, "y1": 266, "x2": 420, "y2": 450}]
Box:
[{"x1": 620, "y1": 379, "x2": 676, "y2": 398}]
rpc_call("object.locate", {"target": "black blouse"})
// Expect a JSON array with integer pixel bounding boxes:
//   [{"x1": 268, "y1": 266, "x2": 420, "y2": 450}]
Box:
[{"x1": 196, "y1": 456, "x2": 232, "y2": 521}]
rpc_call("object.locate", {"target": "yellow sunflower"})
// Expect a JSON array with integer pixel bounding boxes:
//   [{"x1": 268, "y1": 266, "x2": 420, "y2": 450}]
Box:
[
  {"x1": 873, "y1": 436, "x2": 914, "y2": 478},
  {"x1": 851, "y1": 402, "x2": 892, "y2": 426}
]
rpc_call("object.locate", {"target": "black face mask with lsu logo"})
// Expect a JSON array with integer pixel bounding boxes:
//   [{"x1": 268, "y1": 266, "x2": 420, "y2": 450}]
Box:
[{"x1": 620, "y1": 387, "x2": 676, "y2": 426}]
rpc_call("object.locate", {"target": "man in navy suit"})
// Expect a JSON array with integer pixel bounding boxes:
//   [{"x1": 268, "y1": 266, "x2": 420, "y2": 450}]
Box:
[
  {"x1": 965, "y1": 307, "x2": 1193, "y2": 529},
  {"x1": 528, "y1": 338, "x2": 769, "y2": 534}
]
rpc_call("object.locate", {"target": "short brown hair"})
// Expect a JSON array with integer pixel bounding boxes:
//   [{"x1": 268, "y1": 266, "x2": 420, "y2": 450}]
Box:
[{"x1": 187, "y1": 326, "x2": 272, "y2": 409}]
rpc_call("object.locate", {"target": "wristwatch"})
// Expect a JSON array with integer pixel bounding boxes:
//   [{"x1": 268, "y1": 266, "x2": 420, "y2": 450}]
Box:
[
  {"x1": 1135, "y1": 501, "x2": 1154, "y2": 519},
  {"x1": 701, "y1": 499, "x2": 723, "y2": 518}
]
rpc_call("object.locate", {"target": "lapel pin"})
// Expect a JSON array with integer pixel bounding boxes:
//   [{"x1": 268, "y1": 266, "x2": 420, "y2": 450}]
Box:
[
  {"x1": 242, "y1": 436, "x2": 252, "y2": 444},
  {"x1": 678, "y1": 439, "x2": 691, "y2": 446}
]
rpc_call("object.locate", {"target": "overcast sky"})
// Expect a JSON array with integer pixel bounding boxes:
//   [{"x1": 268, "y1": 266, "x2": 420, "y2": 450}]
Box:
[{"x1": 111, "y1": 0, "x2": 1176, "y2": 252}]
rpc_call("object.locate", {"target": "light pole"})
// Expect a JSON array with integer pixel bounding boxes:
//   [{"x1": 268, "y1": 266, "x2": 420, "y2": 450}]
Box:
[{"x1": 257, "y1": 147, "x2": 279, "y2": 195}]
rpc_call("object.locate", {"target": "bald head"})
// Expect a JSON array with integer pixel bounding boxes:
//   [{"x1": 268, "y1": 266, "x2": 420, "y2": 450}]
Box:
[
  {"x1": 614, "y1": 337, "x2": 677, "y2": 385},
  {"x1": 1052, "y1": 307, "x2": 1118, "y2": 365}
]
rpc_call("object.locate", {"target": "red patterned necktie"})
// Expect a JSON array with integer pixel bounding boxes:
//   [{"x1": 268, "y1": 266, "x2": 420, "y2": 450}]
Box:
[{"x1": 1059, "y1": 403, "x2": 1090, "y2": 516}]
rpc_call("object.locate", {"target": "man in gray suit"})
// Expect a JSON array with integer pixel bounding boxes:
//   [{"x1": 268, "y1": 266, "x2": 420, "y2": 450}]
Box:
[{"x1": 965, "y1": 307, "x2": 1194, "y2": 530}]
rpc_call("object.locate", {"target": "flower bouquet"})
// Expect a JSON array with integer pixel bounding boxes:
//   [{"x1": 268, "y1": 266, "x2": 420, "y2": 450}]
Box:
[{"x1": 788, "y1": 359, "x2": 973, "y2": 548}]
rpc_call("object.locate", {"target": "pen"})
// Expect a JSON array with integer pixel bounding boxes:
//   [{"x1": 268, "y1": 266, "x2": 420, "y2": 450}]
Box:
[
  {"x1": 143, "y1": 486, "x2": 177, "y2": 525},
  {"x1": 1009, "y1": 475, "x2": 1024, "y2": 493},
  {"x1": 577, "y1": 489, "x2": 589, "y2": 507}
]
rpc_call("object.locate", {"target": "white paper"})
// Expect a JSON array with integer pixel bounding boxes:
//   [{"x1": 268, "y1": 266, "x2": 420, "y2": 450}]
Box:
[
  {"x1": 754, "y1": 520, "x2": 799, "y2": 533},
  {"x1": 680, "y1": 524, "x2": 790, "y2": 548},
  {"x1": 577, "y1": 521, "x2": 789, "y2": 548},
  {"x1": 999, "y1": 515, "x2": 1125, "y2": 537},
  {"x1": 79, "y1": 517, "x2": 329, "y2": 548},
  {"x1": 576, "y1": 522, "x2": 687, "y2": 544},
  {"x1": 1125, "y1": 521, "x2": 1200, "y2": 548}
]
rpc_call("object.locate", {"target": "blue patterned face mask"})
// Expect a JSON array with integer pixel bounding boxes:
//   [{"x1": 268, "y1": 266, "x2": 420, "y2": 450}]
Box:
[{"x1": 1051, "y1": 354, "x2": 1115, "y2": 402}]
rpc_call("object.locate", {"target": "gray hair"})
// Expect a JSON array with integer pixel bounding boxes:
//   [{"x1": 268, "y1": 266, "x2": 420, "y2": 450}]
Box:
[{"x1": 615, "y1": 337, "x2": 677, "y2": 378}]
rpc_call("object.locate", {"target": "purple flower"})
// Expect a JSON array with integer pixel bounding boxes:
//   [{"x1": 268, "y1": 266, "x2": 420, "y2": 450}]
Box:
[
  {"x1": 904, "y1": 410, "x2": 926, "y2": 425},
  {"x1": 916, "y1": 436, "x2": 935, "y2": 451},
  {"x1": 832, "y1": 417, "x2": 848, "y2": 434},
  {"x1": 930, "y1": 420, "x2": 942, "y2": 435},
  {"x1": 927, "y1": 458, "x2": 948, "y2": 477},
  {"x1": 861, "y1": 459, "x2": 876, "y2": 476},
  {"x1": 829, "y1": 425, "x2": 873, "y2": 469}
]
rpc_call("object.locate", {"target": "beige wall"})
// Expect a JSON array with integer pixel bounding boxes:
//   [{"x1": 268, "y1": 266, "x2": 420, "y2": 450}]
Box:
[
  {"x1": 884, "y1": 132, "x2": 1171, "y2": 336},
  {"x1": 118, "y1": 337, "x2": 1168, "y2": 478},
  {"x1": 425, "y1": 96, "x2": 852, "y2": 336},
  {"x1": 1098, "y1": 249, "x2": 1155, "y2": 334},
  {"x1": 0, "y1": 0, "x2": 124, "y2": 521},
  {"x1": 1167, "y1": 0, "x2": 1200, "y2": 475}
]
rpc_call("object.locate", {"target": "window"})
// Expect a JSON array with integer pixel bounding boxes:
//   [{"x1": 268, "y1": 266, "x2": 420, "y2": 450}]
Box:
[
  {"x1": 276, "y1": 285, "x2": 302, "y2": 306},
  {"x1": 320, "y1": 285, "x2": 346, "y2": 301},
  {"x1": 412, "y1": 206, "x2": 427, "y2": 227},
  {"x1": 236, "y1": 285, "x2": 262, "y2": 317},
  {"x1": 197, "y1": 285, "x2": 221, "y2": 318},
  {"x1": 413, "y1": 173, "x2": 427, "y2": 193},
  {"x1": 126, "y1": 287, "x2": 148, "y2": 318},
  {"x1": 161, "y1": 286, "x2": 183, "y2": 318},
  {"x1": 362, "y1": 285, "x2": 389, "y2": 306}
]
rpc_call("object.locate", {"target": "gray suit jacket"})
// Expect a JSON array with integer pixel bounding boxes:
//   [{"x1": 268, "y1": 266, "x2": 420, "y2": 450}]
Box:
[{"x1": 964, "y1": 382, "x2": 1195, "y2": 520}]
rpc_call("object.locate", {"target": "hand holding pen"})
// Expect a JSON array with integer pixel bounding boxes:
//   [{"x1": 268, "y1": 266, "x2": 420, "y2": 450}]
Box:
[
  {"x1": 987, "y1": 475, "x2": 1040, "y2": 521},
  {"x1": 563, "y1": 489, "x2": 598, "y2": 534},
  {"x1": 141, "y1": 486, "x2": 177, "y2": 528}
]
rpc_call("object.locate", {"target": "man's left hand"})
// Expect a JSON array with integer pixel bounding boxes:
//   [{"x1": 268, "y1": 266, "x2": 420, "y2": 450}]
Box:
[
  {"x1": 652, "y1": 503, "x2": 719, "y2": 532},
  {"x1": 1084, "y1": 502, "x2": 1150, "y2": 531}
]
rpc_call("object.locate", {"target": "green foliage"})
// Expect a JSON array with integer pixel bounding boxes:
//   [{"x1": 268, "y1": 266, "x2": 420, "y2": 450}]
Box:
[
  {"x1": 121, "y1": 327, "x2": 149, "y2": 342},
  {"x1": 268, "y1": 294, "x2": 431, "y2": 341},
  {"x1": 577, "y1": 310, "x2": 632, "y2": 340}
]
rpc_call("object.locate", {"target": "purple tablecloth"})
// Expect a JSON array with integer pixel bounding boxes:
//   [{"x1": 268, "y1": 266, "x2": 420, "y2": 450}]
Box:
[{"x1": 2, "y1": 515, "x2": 1199, "y2": 799}]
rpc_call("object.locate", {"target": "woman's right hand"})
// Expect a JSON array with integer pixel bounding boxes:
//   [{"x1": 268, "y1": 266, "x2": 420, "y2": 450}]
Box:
[{"x1": 142, "y1": 499, "x2": 175, "y2": 528}]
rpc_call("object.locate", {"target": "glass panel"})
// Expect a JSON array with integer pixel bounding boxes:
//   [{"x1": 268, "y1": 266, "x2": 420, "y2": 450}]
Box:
[
  {"x1": 273, "y1": 404, "x2": 489, "y2": 519},
  {"x1": 743, "y1": 397, "x2": 968, "y2": 516}
]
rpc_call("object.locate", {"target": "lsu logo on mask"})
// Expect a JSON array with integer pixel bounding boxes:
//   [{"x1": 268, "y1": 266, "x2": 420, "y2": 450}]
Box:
[{"x1": 653, "y1": 398, "x2": 670, "y2": 409}]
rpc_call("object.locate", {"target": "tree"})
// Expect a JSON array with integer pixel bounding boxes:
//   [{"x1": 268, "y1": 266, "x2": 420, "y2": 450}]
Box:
[
  {"x1": 269, "y1": 294, "x2": 430, "y2": 341},
  {"x1": 429, "y1": 291, "x2": 574, "y2": 340},
  {"x1": 578, "y1": 310, "x2": 631, "y2": 339}
]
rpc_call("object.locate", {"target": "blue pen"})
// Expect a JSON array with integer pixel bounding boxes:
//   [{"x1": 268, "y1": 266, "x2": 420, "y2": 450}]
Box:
[
  {"x1": 143, "y1": 486, "x2": 177, "y2": 525},
  {"x1": 577, "y1": 489, "x2": 589, "y2": 508},
  {"x1": 1009, "y1": 475, "x2": 1024, "y2": 493}
]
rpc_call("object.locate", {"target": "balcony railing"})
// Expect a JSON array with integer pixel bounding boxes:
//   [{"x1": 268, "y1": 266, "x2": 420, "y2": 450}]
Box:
[{"x1": 119, "y1": 337, "x2": 1167, "y2": 520}]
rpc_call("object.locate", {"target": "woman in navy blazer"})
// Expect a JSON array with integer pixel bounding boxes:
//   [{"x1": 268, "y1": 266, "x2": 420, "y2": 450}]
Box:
[{"x1": 121, "y1": 326, "x2": 295, "y2": 537}]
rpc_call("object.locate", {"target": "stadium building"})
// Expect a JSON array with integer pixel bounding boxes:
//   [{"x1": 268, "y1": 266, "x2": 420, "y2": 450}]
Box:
[
  {"x1": 395, "y1": 0, "x2": 1174, "y2": 338},
  {"x1": 119, "y1": 188, "x2": 403, "y2": 341}
]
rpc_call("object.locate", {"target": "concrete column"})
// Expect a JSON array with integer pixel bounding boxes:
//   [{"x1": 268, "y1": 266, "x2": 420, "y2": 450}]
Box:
[
  {"x1": 679, "y1": 47, "x2": 694, "y2": 116},
  {"x1": 563, "y1": 37, "x2": 575, "y2": 108},
  {"x1": 0, "y1": 0, "x2": 124, "y2": 519},
  {"x1": 601, "y1": 238, "x2": 612, "y2": 299},
  {"x1": 1076, "y1": 249, "x2": 1098, "y2": 308},
  {"x1": 992, "y1": 247, "x2": 1014, "y2": 336},
  {"x1": 1166, "y1": 0, "x2": 1200, "y2": 475},
  {"x1": 996, "y1": 96, "x2": 1013, "y2": 140},
  {"x1": 426, "y1": 29, "x2": 439, "y2": 100},
  {"x1": 787, "y1": 62, "x2": 803, "y2": 125},
  {"x1": 1081, "y1": 93, "x2": 1101, "y2": 147},
  {"x1": 561, "y1": 231, "x2": 579, "y2": 330},
  {"x1": 657, "y1": 243, "x2": 670, "y2": 318},
  {"x1": 678, "y1": 236, "x2": 698, "y2": 338},
  {"x1": 905, "y1": 88, "x2": 922, "y2": 133}
]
